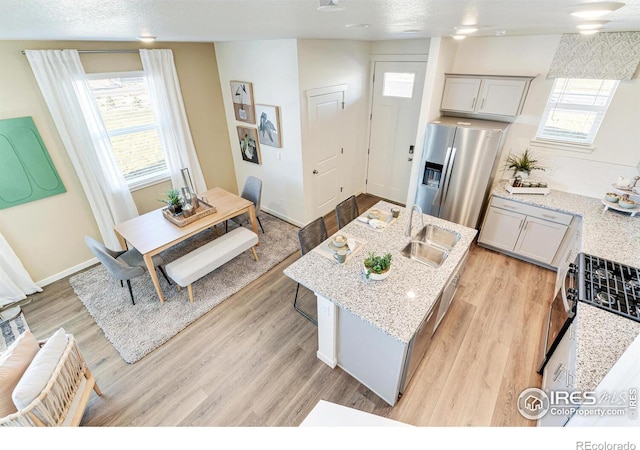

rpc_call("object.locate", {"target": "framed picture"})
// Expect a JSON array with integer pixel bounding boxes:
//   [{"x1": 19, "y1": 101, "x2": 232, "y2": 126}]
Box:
[
  {"x1": 230, "y1": 80, "x2": 255, "y2": 124},
  {"x1": 237, "y1": 126, "x2": 261, "y2": 164},
  {"x1": 255, "y1": 104, "x2": 282, "y2": 148}
]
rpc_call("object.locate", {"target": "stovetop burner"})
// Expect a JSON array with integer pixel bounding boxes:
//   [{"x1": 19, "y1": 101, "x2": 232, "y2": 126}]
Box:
[
  {"x1": 580, "y1": 254, "x2": 640, "y2": 323},
  {"x1": 596, "y1": 291, "x2": 616, "y2": 305},
  {"x1": 595, "y1": 268, "x2": 613, "y2": 280}
]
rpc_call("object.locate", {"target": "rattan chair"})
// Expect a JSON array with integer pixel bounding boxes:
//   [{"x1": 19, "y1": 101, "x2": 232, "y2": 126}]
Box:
[
  {"x1": 0, "y1": 334, "x2": 101, "y2": 426},
  {"x1": 293, "y1": 217, "x2": 328, "y2": 325},
  {"x1": 84, "y1": 236, "x2": 171, "y2": 305},
  {"x1": 335, "y1": 195, "x2": 359, "y2": 229},
  {"x1": 226, "y1": 176, "x2": 265, "y2": 233}
]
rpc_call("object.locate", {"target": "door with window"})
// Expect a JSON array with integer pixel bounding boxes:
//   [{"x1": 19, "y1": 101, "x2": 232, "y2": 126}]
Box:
[{"x1": 366, "y1": 61, "x2": 427, "y2": 204}]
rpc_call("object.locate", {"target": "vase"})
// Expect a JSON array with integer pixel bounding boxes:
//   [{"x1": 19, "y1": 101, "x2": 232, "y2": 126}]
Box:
[{"x1": 514, "y1": 170, "x2": 530, "y2": 180}]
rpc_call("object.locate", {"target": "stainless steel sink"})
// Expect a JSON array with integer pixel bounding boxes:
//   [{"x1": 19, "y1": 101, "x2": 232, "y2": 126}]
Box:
[
  {"x1": 415, "y1": 225, "x2": 461, "y2": 251},
  {"x1": 400, "y1": 241, "x2": 448, "y2": 268}
]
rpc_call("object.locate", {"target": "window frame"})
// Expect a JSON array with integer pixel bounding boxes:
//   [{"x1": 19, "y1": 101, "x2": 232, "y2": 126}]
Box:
[
  {"x1": 86, "y1": 71, "x2": 169, "y2": 191},
  {"x1": 533, "y1": 77, "x2": 619, "y2": 150}
]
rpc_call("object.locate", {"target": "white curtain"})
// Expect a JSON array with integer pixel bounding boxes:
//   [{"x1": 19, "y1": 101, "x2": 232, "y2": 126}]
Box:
[
  {"x1": 0, "y1": 232, "x2": 41, "y2": 306},
  {"x1": 25, "y1": 50, "x2": 139, "y2": 250},
  {"x1": 139, "y1": 49, "x2": 208, "y2": 195}
]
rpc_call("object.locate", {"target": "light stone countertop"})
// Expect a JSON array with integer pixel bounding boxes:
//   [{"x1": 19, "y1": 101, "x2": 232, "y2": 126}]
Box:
[
  {"x1": 283, "y1": 200, "x2": 477, "y2": 344},
  {"x1": 490, "y1": 180, "x2": 640, "y2": 393}
]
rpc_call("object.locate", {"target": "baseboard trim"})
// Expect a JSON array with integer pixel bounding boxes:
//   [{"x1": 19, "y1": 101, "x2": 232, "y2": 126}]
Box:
[
  {"x1": 36, "y1": 257, "x2": 98, "y2": 287},
  {"x1": 262, "y1": 207, "x2": 303, "y2": 228}
]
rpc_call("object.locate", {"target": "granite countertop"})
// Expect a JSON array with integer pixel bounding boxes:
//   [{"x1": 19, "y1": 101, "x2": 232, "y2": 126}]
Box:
[
  {"x1": 490, "y1": 180, "x2": 640, "y2": 393},
  {"x1": 283, "y1": 200, "x2": 477, "y2": 344}
]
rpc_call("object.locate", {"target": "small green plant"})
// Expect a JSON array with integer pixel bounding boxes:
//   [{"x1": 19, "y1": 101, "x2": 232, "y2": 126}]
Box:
[
  {"x1": 504, "y1": 149, "x2": 545, "y2": 176},
  {"x1": 159, "y1": 188, "x2": 183, "y2": 213},
  {"x1": 364, "y1": 252, "x2": 392, "y2": 278}
]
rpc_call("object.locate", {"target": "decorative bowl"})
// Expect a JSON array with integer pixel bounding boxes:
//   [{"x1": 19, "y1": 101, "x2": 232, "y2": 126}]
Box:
[
  {"x1": 618, "y1": 198, "x2": 636, "y2": 209},
  {"x1": 604, "y1": 193, "x2": 620, "y2": 203},
  {"x1": 332, "y1": 234, "x2": 347, "y2": 247},
  {"x1": 363, "y1": 264, "x2": 390, "y2": 280}
]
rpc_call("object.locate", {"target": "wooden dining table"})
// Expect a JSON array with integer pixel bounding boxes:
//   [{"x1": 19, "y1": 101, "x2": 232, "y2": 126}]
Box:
[{"x1": 114, "y1": 187, "x2": 259, "y2": 304}]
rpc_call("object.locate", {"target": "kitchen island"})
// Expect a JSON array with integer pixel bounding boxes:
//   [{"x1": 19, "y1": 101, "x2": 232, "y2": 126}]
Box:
[{"x1": 283, "y1": 201, "x2": 477, "y2": 405}]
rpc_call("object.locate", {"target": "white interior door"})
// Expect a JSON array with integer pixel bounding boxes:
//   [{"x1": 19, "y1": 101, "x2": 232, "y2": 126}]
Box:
[
  {"x1": 308, "y1": 89, "x2": 344, "y2": 218},
  {"x1": 366, "y1": 61, "x2": 427, "y2": 204}
]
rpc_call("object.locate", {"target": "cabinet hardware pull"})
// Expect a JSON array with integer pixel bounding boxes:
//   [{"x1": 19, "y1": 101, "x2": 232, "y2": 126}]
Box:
[
  {"x1": 313, "y1": 169, "x2": 318, "y2": 174},
  {"x1": 480, "y1": 98, "x2": 486, "y2": 109},
  {"x1": 471, "y1": 97, "x2": 476, "y2": 109},
  {"x1": 567, "y1": 371, "x2": 576, "y2": 388},
  {"x1": 553, "y1": 363, "x2": 565, "y2": 382},
  {"x1": 542, "y1": 214, "x2": 557, "y2": 220},
  {"x1": 502, "y1": 204, "x2": 516, "y2": 209}
]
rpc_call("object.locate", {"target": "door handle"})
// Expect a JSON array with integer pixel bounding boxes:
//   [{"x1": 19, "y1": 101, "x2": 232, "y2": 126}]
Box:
[
  {"x1": 408, "y1": 158, "x2": 413, "y2": 162},
  {"x1": 313, "y1": 169, "x2": 318, "y2": 175},
  {"x1": 432, "y1": 147, "x2": 453, "y2": 208}
]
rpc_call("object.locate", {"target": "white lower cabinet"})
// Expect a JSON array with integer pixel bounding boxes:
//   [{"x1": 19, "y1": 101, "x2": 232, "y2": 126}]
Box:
[
  {"x1": 478, "y1": 196, "x2": 572, "y2": 268},
  {"x1": 539, "y1": 322, "x2": 577, "y2": 427}
]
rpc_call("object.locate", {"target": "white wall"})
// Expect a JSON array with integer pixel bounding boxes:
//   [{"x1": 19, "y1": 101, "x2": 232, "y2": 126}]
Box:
[
  {"x1": 297, "y1": 39, "x2": 371, "y2": 222},
  {"x1": 450, "y1": 35, "x2": 640, "y2": 199},
  {"x1": 215, "y1": 39, "x2": 306, "y2": 225}
]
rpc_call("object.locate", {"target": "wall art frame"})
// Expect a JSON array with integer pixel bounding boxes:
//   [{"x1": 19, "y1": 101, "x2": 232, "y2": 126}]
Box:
[
  {"x1": 236, "y1": 126, "x2": 261, "y2": 165},
  {"x1": 255, "y1": 104, "x2": 282, "y2": 148},
  {"x1": 230, "y1": 80, "x2": 255, "y2": 124}
]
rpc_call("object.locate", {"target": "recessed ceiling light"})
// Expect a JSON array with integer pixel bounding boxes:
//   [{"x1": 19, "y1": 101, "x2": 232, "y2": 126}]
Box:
[
  {"x1": 570, "y1": 2, "x2": 624, "y2": 18},
  {"x1": 495, "y1": 30, "x2": 507, "y2": 36},
  {"x1": 452, "y1": 35, "x2": 467, "y2": 40},
  {"x1": 317, "y1": 0, "x2": 345, "y2": 12},
  {"x1": 345, "y1": 23, "x2": 369, "y2": 28},
  {"x1": 580, "y1": 29, "x2": 601, "y2": 35},
  {"x1": 454, "y1": 26, "x2": 479, "y2": 34},
  {"x1": 137, "y1": 35, "x2": 156, "y2": 43},
  {"x1": 576, "y1": 20, "x2": 609, "y2": 29}
]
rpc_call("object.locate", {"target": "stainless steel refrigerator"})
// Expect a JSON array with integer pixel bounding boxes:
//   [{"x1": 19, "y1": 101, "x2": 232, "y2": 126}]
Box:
[{"x1": 414, "y1": 117, "x2": 510, "y2": 229}]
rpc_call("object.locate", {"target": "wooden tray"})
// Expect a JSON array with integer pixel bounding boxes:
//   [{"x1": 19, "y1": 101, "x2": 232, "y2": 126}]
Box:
[{"x1": 162, "y1": 200, "x2": 217, "y2": 227}]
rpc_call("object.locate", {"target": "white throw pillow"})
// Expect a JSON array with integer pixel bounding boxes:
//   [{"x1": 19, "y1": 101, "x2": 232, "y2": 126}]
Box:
[{"x1": 12, "y1": 328, "x2": 68, "y2": 410}]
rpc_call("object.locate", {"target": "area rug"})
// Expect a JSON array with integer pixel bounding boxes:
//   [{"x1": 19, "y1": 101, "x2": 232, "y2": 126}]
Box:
[{"x1": 70, "y1": 214, "x2": 299, "y2": 364}]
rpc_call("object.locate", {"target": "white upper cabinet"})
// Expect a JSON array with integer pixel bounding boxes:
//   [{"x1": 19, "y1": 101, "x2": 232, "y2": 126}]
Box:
[{"x1": 441, "y1": 74, "x2": 533, "y2": 118}]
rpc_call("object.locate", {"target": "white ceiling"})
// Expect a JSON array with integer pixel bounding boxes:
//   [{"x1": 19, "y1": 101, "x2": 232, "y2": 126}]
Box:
[{"x1": 2, "y1": 0, "x2": 640, "y2": 42}]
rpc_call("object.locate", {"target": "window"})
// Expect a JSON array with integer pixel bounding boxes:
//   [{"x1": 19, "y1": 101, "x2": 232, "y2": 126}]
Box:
[
  {"x1": 382, "y1": 72, "x2": 415, "y2": 98},
  {"x1": 87, "y1": 72, "x2": 168, "y2": 189},
  {"x1": 535, "y1": 78, "x2": 619, "y2": 146}
]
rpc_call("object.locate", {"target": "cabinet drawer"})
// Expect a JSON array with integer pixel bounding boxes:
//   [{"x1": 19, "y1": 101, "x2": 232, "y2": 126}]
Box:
[{"x1": 490, "y1": 196, "x2": 573, "y2": 225}]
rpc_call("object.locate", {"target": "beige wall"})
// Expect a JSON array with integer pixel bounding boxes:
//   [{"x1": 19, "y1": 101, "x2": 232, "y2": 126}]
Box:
[{"x1": 0, "y1": 40, "x2": 234, "y2": 284}]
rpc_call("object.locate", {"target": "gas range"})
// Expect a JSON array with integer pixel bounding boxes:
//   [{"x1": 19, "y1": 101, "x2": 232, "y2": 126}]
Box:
[{"x1": 578, "y1": 253, "x2": 640, "y2": 322}]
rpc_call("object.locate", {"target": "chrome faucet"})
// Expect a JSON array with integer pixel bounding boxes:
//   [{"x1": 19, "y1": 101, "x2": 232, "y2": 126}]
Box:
[{"x1": 405, "y1": 204, "x2": 424, "y2": 238}]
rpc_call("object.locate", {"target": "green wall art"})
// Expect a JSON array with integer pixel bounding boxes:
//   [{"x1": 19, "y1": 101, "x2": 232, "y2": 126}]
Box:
[{"x1": 0, "y1": 116, "x2": 66, "y2": 209}]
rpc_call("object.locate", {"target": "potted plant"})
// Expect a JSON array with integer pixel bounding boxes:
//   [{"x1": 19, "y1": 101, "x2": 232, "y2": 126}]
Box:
[
  {"x1": 504, "y1": 148, "x2": 545, "y2": 179},
  {"x1": 363, "y1": 252, "x2": 392, "y2": 280},
  {"x1": 160, "y1": 188, "x2": 183, "y2": 214}
]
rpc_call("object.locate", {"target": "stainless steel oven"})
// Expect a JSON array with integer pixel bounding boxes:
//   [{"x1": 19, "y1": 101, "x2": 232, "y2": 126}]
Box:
[
  {"x1": 538, "y1": 252, "x2": 640, "y2": 373},
  {"x1": 538, "y1": 255, "x2": 578, "y2": 373}
]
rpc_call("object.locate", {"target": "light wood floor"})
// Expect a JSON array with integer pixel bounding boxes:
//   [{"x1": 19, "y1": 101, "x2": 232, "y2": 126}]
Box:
[{"x1": 21, "y1": 194, "x2": 554, "y2": 426}]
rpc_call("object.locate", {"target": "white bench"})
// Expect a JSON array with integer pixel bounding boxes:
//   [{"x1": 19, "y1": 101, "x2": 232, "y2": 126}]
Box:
[{"x1": 165, "y1": 227, "x2": 259, "y2": 303}]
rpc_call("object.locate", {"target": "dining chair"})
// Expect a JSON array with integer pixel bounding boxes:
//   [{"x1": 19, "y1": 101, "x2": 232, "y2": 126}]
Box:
[
  {"x1": 293, "y1": 217, "x2": 328, "y2": 325},
  {"x1": 335, "y1": 195, "x2": 359, "y2": 229},
  {"x1": 226, "y1": 176, "x2": 265, "y2": 234},
  {"x1": 84, "y1": 236, "x2": 171, "y2": 305}
]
